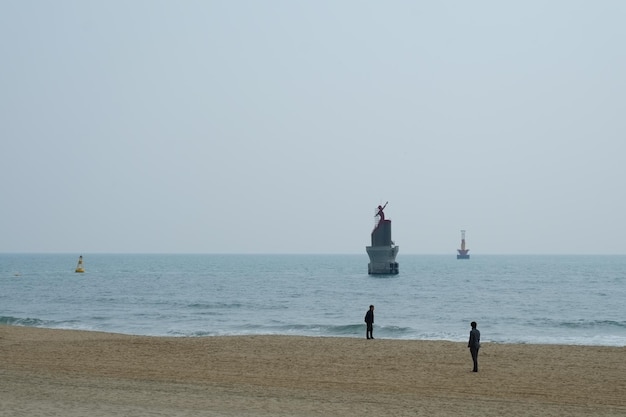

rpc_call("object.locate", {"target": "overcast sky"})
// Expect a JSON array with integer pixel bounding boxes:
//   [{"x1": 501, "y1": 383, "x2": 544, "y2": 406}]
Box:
[{"x1": 1, "y1": 1, "x2": 625, "y2": 255}]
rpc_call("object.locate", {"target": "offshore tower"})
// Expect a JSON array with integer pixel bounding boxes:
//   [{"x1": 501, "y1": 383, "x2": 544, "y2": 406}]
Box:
[
  {"x1": 457, "y1": 230, "x2": 470, "y2": 259},
  {"x1": 366, "y1": 202, "x2": 399, "y2": 274}
]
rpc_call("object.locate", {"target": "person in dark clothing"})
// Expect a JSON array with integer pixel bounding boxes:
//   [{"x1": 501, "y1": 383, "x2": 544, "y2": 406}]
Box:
[
  {"x1": 364, "y1": 305, "x2": 375, "y2": 339},
  {"x1": 468, "y1": 321, "x2": 481, "y2": 372}
]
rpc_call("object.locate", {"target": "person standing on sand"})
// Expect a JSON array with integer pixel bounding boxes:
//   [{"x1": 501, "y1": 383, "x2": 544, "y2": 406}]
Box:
[
  {"x1": 365, "y1": 305, "x2": 375, "y2": 339},
  {"x1": 468, "y1": 321, "x2": 480, "y2": 372}
]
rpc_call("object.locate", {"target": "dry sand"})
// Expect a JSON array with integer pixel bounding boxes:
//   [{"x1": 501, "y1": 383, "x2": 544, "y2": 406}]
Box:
[{"x1": 1, "y1": 325, "x2": 625, "y2": 417}]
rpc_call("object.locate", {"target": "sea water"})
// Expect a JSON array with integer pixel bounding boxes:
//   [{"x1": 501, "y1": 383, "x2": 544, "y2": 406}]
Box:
[{"x1": 1, "y1": 254, "x2": 625, "y2": 346}]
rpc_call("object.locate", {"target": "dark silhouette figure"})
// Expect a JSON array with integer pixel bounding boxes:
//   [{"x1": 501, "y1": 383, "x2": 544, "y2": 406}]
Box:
[
  {"x1": 364, "y1": 305, "x2": 375, "y2": 339},
  {"x1": 468, "y1": 321, "x2": 481, "y2": 372},
  {"x1": 375, "y1": 202, "x2": 388, "y2": 226}
]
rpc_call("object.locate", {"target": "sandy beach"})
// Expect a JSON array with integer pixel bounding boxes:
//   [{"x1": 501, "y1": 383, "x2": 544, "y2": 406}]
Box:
[{"x1": 1, "y1": 325, "x2": 625, "y2": 416}]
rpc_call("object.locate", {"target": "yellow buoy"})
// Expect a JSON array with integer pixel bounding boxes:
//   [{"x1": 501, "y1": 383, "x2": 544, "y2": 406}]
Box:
[{"x1": 75, "y1": 255, "x2": 85, "y2": 273}]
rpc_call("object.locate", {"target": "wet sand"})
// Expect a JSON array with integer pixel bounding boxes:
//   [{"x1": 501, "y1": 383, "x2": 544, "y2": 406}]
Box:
[{"x1": 1, "y1": 325, "x2": 625, "y2": 416}]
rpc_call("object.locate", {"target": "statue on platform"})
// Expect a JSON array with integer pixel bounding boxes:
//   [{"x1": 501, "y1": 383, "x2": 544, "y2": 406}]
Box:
[{"x1": 367, "y1": 201, "x2": 398, "y2": 274}]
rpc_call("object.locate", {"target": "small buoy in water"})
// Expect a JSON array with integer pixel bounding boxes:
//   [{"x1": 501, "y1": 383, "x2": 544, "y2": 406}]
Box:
[{"x1": 75, "y1": 255, "x2": 85, "y2": 273}]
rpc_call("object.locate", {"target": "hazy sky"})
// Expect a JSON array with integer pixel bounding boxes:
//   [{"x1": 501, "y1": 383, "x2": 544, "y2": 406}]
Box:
[{"x1": 2, "y1": 1, "x2": 625, "y2": 254}]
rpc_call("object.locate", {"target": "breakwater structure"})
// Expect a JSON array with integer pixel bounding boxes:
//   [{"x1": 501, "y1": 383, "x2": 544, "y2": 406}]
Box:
[
  {"x1": 456, "y1": 230, "x2": 470, "y2": 259},
  {"x1": 366, "y1": 202, "x2": 399, "y2": 274}
]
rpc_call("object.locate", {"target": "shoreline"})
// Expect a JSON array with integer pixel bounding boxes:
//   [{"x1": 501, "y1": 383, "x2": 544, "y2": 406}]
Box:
[
  {"x1": 2, "y1": 325, "x2": 626, "y2": 416},
  {"x1": 4, "y1": 323, "x2": 624, "y2": 347}
]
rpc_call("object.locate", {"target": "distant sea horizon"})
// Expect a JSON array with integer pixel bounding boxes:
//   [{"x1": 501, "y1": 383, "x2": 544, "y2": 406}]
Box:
[{"x1": 3, "y1": 252, "x2": 624, "y2": 256}]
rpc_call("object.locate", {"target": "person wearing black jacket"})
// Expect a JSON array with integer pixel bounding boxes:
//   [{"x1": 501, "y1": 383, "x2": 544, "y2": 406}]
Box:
[
  {"x1": 468, "y1": 321, "x2": 481, "y2": 372},
  {"x1": 364, "y1": 305, "x2": 375, "y2": 339}
]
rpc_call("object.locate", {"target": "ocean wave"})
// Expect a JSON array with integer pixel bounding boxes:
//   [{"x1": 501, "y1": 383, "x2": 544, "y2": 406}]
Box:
[
  {"x1": 559, "y1": 319, "x2": 626, "y2": 329},
  {"x1": 169, "y1": 323, "x2": 417, "y2": 338},
  {"x1": 0, "y1": 316, "x2": 51, "y2": 327},
  {"x1": 492, "y1": 334, "x2": 626, "y2": 347},
  {"x1": 531, "y1": 318, "x2": 626, "y2": 329},
  {"x1": 187, "y1": 302, "x2": 244, "y2": 309},
  {"x1": 186, "y1": 301, "x2": 288, "y2": 311},
  {"x1": 0, "y1": 316, "x2": 95, "y2": 333}
]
